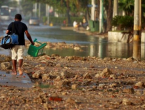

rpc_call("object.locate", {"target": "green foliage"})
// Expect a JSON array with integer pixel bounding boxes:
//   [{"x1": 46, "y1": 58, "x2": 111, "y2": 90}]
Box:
[
  {"x1": 112, "y1": 15, "x2": 133, "y2": 31},
  {"x1": 111, "y1": 16, "x2": 120, "y2": 27},
  {"x1": 27, "y1": 0, "x2": 90, "y2": 14}
]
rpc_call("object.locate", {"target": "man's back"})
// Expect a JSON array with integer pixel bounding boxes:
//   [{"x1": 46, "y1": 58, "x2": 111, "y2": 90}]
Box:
[{"x1": 7, "y1": 21, "x2": 27, "y2": 45}]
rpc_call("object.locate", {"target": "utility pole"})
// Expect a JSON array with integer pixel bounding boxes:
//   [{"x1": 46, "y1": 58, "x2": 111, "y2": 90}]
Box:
[
  {"x1": 113, "y1": 0, "x2": 118, "y2": 17},
  {"x1": 39, "y1": 3, "x2": 41, "y2": 18},
  {"x1": 34, "y1": 3, "x2": 37, "y2": 17},
  {"x1": 133, "y1": 0, "x2": 142, "y2": 60},
  {"x1": 91, "y1": 0, "x2": 95, "y2": 20},
  {"x1": 46, "y1": 4, "x2": 50, "y2": 25},
  {"x1": 99, "y1": 0, "x2": 104, "y2": 33},
  {"x1": 112, "y1": 0, "x2": 118, "y2": 31}
]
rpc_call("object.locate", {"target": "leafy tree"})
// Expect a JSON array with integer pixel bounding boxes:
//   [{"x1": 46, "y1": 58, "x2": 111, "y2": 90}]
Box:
[
  {"x1": 27, "y1": 0, "x2": 71, "y2": 24},
  {"x1": 0, "y1": 0, "x2": 9, "y2": 6},
  {"x1": 2, "y1": 1, "x2": 18, "y2": 7},
  {"x1": 118, "y1": 0, "x2": 145, "y2": 29},
  {"x1": 72, "y1": 0, "x2": 91, "y2": 21},
  {"x1": 21, "y1": 0, "x2": 33, "y2": 16},
  {"x1": 27, "y1": 0, "x2": 91, "y2": 24}
]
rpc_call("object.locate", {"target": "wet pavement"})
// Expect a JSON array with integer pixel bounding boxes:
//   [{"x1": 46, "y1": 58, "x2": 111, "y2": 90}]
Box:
[
  {"x1": 0, "y1": 71, "x2": 33, "y2": 88},
  {"x1": 0, "y1": 48, "x2": 10, "y2": 56}
]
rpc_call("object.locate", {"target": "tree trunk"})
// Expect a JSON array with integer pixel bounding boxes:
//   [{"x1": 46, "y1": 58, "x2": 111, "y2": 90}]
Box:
[
  {"x1": 66, "y1": 8, "x2": 71, "y2": 25},
  {"x1": 85, "y1": 7, "x2": 90, "y2": 22},
  {"x1": 96, "y1": 0, "x2": 100, "y2": 20},
  {"x1": 66, "y1": 0, "x2": 71, "y2": 25},
  {"x1": 106, "y1": 0, "x2": 113, "y2": 31}
]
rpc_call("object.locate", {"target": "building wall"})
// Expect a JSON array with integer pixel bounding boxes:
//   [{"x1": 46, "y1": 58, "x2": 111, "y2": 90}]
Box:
[{"x1": 108, "y1": 31, "x2": 145, "y2": 43}]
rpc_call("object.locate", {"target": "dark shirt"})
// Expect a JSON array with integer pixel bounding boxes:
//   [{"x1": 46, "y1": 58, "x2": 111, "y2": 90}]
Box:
[{"x1": 7, "y1": 21, "x2": 27, "y2": 45}]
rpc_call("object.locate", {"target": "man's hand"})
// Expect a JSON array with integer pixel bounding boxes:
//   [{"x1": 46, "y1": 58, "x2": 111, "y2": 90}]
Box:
[
  {"x1": 31, "y1": 41, "x2": 34, "y2": 45},
  {"x1": 6, "y1": 30, "x2": 9, "y2": 34}
]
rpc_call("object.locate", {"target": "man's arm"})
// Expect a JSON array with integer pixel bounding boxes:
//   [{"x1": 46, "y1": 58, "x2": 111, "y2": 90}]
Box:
[
  {"x1": 25, "y1": 30, "x2": 34, "y2": 45},
  {"x1": 6, "y1": 22, "x2": 13, "y2": 34}
]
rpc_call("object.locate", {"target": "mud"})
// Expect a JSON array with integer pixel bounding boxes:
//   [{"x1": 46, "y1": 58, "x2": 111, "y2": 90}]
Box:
[{"x1": 0, "y1": 53, "x2": 145, "y2": 109}]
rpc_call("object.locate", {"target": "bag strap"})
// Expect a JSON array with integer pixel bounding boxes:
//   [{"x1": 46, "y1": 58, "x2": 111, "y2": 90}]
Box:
[
  {"x1": 12, "y1": 22, "x2": 17, "y2": 34},
  {"x1": 12, "y1": 22, "x2": 15, "y2": 33}
]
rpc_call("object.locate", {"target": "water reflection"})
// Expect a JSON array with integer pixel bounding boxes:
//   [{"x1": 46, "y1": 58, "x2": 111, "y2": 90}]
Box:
[
  {"x1": 43, "y1": 38, "x2": 133, "y2": 59},
  {"x1": 98, "y1": 38, "x2": 107, "y2": 58},
  {"x1": 107, "y1": 42, "x2": 133, "y2": 58},
  {"x1": 38, "y1": 27, "x2": 134, "y2": 59}
]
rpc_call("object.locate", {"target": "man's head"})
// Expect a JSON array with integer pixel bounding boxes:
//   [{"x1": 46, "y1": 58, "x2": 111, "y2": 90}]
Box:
[{"x1": 15, "y1": 14, "x2": 22, "y2": 21}]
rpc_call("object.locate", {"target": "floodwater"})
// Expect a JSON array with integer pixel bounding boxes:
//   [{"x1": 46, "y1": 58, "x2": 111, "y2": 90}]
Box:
[
  {"x1": 28, "y1": 26, "x2": 134, "y2": 58},
  {"x1": 1, "y1": 24, "x2": 145, "y2": 59}
]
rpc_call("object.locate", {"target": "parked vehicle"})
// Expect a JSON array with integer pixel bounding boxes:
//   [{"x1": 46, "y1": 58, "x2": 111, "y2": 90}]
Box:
[
  {"x1": 0, "y1": 6, "x2": 10, "y2": 21},
  {"x1": 29, "y1": 17, "x2": 39, "y2": 26}
]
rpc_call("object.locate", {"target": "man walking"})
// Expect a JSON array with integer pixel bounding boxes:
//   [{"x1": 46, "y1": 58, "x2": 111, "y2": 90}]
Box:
[{"x1": 6, "y1": 14, "x2": 34, "y2": 75}]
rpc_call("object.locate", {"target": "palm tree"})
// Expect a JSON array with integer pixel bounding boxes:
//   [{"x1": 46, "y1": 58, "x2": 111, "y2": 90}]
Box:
[{"x1": 119, "y1": 0, "x2": 134, "y2": 16}]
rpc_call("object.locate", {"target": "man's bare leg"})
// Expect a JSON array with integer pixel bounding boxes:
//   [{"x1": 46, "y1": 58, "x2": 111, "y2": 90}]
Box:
[
  {"x1": 12, "y1": 60, "x2": 17, "y2": 75},
  {"x1": 18, "y1": 59, "x2": 23, "y2": 75}
]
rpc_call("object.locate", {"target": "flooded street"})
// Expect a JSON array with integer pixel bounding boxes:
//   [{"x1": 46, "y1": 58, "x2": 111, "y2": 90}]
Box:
[
  {"x1": 0, "y1": 23, "x2": 145, "y2": 59},
  {"x1": 27, "y1": 27, "x2": 145, "y2": 59}
]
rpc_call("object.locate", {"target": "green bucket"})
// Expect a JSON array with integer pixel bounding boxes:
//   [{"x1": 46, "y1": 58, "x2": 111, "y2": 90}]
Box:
[{"x1": 28, "y1": 39, "x2": 47, "y2": 57}]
